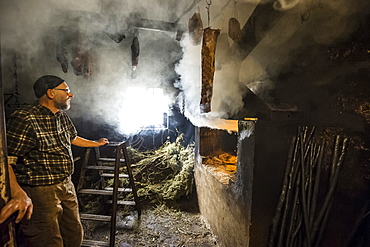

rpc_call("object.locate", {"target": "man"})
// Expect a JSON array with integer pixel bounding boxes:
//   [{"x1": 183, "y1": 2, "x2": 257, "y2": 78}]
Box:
[{"x1": 6, "y1": 75, "x2": 109, "y2": 247}]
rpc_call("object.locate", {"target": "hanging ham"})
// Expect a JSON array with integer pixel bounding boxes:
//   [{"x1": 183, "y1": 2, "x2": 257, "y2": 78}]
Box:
[
  {"x1": 188, "y1": 12, "x2": 203, "y2": 45},
  {"x1": 55, "y1": 27, "x2": 70, "y2": 73},
  {"x1": 228, "y1": 17, "x2": 241, "y2": 41},
  {"x1": 201, "y1": 27, "x2": 220, "y2": 113}
]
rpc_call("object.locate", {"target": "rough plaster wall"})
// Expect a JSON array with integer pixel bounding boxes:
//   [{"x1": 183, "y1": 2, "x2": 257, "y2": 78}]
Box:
[{"x1": 195, "y1": 163, "x2": 250, "y2": 247}]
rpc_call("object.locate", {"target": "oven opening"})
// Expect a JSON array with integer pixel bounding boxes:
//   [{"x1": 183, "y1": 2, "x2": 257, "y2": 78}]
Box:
[{"x1": 198, "y1": 126, "x2": 238, "y2": 185}]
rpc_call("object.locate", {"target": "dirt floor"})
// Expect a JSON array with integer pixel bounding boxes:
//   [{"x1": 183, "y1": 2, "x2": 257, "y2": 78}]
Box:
[
  {"x1": 85, "y1": 204, "x2": 219, "y2": 247},
  {"x1": 79, "y1": 137, "x2": 219, "y2": 246}
]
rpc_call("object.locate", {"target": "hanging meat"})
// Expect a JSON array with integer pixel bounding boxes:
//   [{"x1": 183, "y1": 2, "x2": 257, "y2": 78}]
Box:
[
  {"x1": 55, "y1": 28, "x2": 70, "y2": 73},
  {"x1": 228, "y1": 17, "x2": 241, "y2": 41},
  {"x1": 188, "y1": 12, "x2": 203, "y2": 45},
  {"x1": 83, "y1": 51, "x2": 94, "y2": 77},
  {"x1": 201, "y1": 28, "x2": 220, "y2": 113},
  {"x1": 70, "y1": 31, "x2": 86, "y2": 76},
  {"x1": 131, "y1": 29, "x2": 140, "y2": 71}
]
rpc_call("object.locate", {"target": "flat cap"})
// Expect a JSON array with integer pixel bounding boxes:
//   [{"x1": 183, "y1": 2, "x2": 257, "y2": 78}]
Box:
[{"x1": 33, "y1": 75, "x2": 65, "y2": 98}]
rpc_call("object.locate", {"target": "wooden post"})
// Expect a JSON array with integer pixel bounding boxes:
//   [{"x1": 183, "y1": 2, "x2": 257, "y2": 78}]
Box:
[{"x1": 0, "y1": 29, "x2": 16, "y2": 247}]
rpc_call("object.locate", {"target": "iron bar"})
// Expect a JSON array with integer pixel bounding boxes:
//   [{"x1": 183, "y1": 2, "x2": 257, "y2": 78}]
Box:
[
  {"x1": 299, "y1": 131, "x2": 312, "y2": 247},
  {"x1": 268, "y1": 136, "x2": 297, "y2": 247},
  {"x1": 309, "y1": 139, "x2": 325, "y2": 231},
  {"x1": 277, "y1": 133, "x2": 301, "y2": 247},
  {"x1": 311, "y1": 137, "x2": 348, "y2": 244}
]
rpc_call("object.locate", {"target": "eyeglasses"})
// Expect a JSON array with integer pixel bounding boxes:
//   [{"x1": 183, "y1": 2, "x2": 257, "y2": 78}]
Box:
[{"x1": 54, "y1": 88, "x2": 71, "y2": 94}]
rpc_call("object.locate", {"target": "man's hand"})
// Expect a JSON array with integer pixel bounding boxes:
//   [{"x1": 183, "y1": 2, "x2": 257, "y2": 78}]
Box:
[
  {"x1": 2, "y1": 161, "x2": 34, "y2": 224},
  {"x1": 72, "y1": 136, "x2": 109, "y2": 147},
  {"x1": 0, "y1": 193, "x2": 33, "y2": 224},
  {"x1": 96, "y1": 138, "x2": 109, "y2": 147}
]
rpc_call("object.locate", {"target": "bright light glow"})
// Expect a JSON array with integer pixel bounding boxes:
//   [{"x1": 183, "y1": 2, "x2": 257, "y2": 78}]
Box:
[{"x1": 117, "y1": 87, "x2": 169, "y2": 134}]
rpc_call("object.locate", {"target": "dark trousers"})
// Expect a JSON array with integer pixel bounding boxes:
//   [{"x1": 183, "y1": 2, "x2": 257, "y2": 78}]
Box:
[{"x1": 21, "y1": 177, "x2": 83, "y2": 247}]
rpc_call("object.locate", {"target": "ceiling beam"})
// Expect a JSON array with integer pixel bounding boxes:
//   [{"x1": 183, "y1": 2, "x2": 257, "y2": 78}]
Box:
[
  {"x1": 174, "y1": 0, "x2": 202, "y2": 24},
  {"x1": 231, "y1": 3, "x2": 284, "y2": 60}
]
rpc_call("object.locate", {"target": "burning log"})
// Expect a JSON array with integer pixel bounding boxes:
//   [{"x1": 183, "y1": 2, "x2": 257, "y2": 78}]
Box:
[{"x1": 200, "y1": 27, "x2": 220, "y2": 113}]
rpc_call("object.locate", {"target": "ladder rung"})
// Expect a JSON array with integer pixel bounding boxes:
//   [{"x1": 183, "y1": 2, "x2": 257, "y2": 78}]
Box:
[
  {"x1": 82, "y1": 239, "x2": 110, "y2": 247},
  {"x1": 101, "y1": 173, "x2": 129, "y2": 178},
  {"x1": 79, "y1": 189, "x2": 113, "y2": 195},
  {"x1": 80, "y1": 214, "x2": 111, "y2": 222},
  {"x1": 104, "y1": 142, "x2": 124, "y2": 147},
  {"x1": 105, "y1": 187, "x2": 132, "y2": 193},
  {"x1": 85, "y1": 165, "x2": 115, "y2": 170},
  {"x1": 98, "y1": 158, "x2": 125, "y2": 162},
  {"x1": 107, "y1": 200, "x2": 136, "y2": 206}
]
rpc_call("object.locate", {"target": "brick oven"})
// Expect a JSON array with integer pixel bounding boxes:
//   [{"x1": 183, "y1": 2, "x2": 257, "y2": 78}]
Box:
[
  {"x1": 194, "y1": 86, "x2": 301, "y2": 246},
  {"x1": 193, "y1": 85, "x2": 369, "y2": 246}
]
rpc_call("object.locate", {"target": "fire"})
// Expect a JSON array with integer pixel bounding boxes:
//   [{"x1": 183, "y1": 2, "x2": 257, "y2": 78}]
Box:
[{"x1": 203, "y1": 153, "x2": 237, "y2": 185}]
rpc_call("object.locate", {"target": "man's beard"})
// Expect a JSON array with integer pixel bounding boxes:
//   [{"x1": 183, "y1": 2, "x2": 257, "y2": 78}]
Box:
[{"x1": 54, "y1": 99, "x2": 70, "y2": 111}]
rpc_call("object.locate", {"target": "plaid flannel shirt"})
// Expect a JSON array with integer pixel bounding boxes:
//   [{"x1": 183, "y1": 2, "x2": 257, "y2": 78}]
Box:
[{"x1": 7, "y1": 103, "x2": 77, "y2": 186}]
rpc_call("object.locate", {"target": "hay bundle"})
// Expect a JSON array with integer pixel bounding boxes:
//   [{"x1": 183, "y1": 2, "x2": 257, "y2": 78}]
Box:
[{"x1": 107, "y1": 134, "x2": 195, "y2": 205}]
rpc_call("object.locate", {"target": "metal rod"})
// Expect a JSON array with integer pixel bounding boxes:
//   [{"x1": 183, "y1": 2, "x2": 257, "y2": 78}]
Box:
[
  {"x1": 299, "y1": 130, "x2": 312, "y2": 247},
  {"x1": 309, "y1": 138, "x2": 325, "y2": 231},
  {"x1": 277, "y1": 133, "x2": 301, "y2": 247},
  {"x1": 288, "y1": 174, "x2": 302, "y2": 247},
  {"x1": 311, "y1": 137, "x2": 348, "y2": 242},
  {"x1": 268, "y1": 136, "x2": 297, "y2": 247}
]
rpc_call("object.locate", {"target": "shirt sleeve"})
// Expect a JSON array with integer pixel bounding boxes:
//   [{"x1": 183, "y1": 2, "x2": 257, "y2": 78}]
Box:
[
  {"x1": 7, "y1": 113, "x2": 37, "y2": 157},
  {"x1": 65, "y1": 113, "x2": 77, "y2": 141}
]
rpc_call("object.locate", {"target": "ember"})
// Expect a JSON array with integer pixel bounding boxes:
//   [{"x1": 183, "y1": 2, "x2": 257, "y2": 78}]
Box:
[{"x1": 203, "y1": 153, "x2": 237, "y2": 185}]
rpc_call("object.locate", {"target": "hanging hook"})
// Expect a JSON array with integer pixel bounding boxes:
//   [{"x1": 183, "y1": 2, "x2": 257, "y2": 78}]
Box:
[{"x1": 206, "y1": 0, "x2": 212, "y2": 27}]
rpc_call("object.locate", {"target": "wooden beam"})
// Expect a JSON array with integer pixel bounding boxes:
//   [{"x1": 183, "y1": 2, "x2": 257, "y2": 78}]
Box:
[{"x1": 232, "y1": 3, "x2": 284, "y2": 60}]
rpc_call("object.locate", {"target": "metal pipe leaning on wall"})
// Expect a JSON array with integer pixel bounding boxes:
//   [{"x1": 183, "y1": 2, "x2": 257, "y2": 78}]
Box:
[{"x1": 268, "y1": 126, "x2": 348, "y2": 247}]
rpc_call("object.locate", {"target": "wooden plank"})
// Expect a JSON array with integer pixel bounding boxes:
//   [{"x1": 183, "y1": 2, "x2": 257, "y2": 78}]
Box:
[
  {"x1": 79, "y1": 189, "x2": 113, "y2": 195},
  {"x1": 107, "y1": 200, "x2": 136, "y2": 206},
  {"x1": 97, "y1": 158, "x2": 125, "y2": 162},
  {"x1": 101, "y1": 173, "x2": 129, "y2": 178},
  {"x1": 82, "y1": 239, "x2": 109, "y2": 246},
  {"x1": 104, "y1": 187, "x2": 132, "y2": 193},
  {"x1": 85, "y1": 165, "x2": 115, "y2": 170},
  {"x1": 80, "y1": 214, "x2": 111, "y2": 222}
]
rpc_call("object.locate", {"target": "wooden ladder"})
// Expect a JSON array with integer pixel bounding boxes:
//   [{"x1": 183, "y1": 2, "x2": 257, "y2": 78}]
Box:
[{"x1": 77, "y1": 142, "x2": 141, "y2": 247}]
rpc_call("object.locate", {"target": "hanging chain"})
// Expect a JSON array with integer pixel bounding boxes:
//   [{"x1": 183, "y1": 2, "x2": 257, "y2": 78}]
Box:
[
  {"x1": 206, "y1": 0, "x2": 212, "y2": 27},
  {"x1": 13, "y1": 52, "x2": 20, "y2": 106}
]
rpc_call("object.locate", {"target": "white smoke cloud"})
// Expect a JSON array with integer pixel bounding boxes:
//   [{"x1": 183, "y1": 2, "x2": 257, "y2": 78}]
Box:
[
  {"x1": 0, "y1": 0, "x2": 183, "y2": 135},
  {"x1": 1, "y1": 0, "x2": 370, "y2": 134}
]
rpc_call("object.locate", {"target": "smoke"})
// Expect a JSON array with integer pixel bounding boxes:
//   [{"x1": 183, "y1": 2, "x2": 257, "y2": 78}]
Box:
[
  {"x1": 0, "y1": 0, "x2": 183, "y2": 135},
  {"x1": 273, "y1": 0, "x2": 300, "y2": 11},
  {"x1": 1, "y1": 0, "x2": 370, "y2": 135}
]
